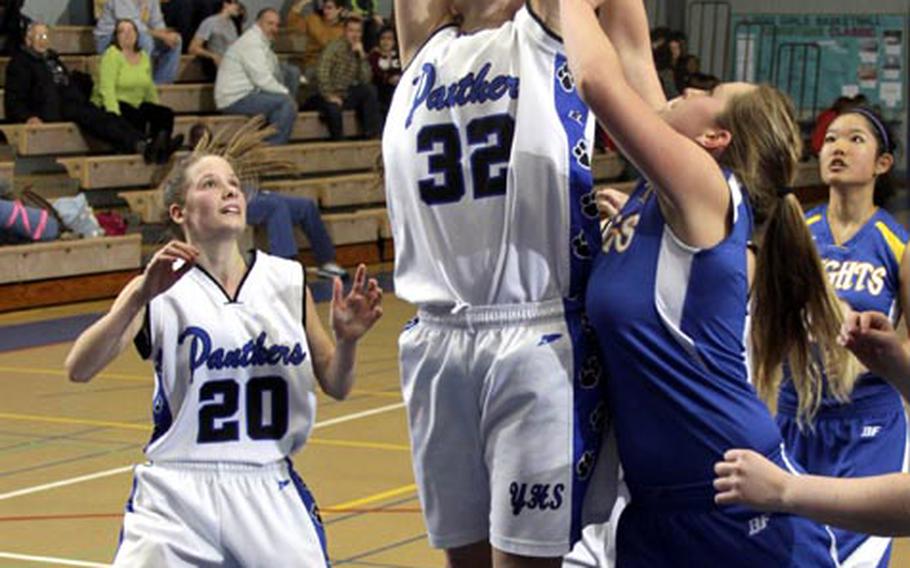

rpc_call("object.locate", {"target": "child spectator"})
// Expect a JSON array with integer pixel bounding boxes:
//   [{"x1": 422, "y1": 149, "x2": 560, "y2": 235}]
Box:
[{"x1": 367, "y1": 25, "x2": 400, "y2": 118}]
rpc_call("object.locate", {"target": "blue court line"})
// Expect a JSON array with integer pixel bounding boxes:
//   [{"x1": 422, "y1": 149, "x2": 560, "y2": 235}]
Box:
[
  {"x1": 0, "y1": 271, "x2": 396, "y2": 354},
  {"x1": 0, "y1": 426, "x2": 112, "y2": 455},
  {"x1": 333, "y1": 533, "x2": 429, "y2": 566},
  {"x1": 0, "y1": 313, "x2": 102, "y2": 353}
]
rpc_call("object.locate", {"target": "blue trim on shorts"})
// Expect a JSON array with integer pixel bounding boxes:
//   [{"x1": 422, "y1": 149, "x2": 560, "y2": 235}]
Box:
[
  {"x1": 286, "y1": 459, "x2": 331, "y2": 566},
  {"x1": 114, "y1": 470, "x2": 139, "y2": 560}
]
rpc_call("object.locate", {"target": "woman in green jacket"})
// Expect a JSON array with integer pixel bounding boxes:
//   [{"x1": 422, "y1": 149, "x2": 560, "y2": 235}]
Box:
[{"x1": 93, "y1": 18, "x2": 183, "y2": 163}]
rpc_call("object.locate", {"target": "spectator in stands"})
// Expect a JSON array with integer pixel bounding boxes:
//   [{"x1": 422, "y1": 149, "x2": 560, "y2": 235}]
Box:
[
  {"x1": 215, "y1": 8, "x2": 299, "y2": 145},
  {"x1": 94, "y1": 0, "x2": 182, "y2": 84},
  {"x1": 188, "y1": 122, "x2": 348, "y2": 279},
  {"x1": 161, "y1": 0, "x2": 219, "y2": 51},
  {"x1": 4, "y1": 22, "x2": 157, "y2": 161},
  {"x1": 92, "y1": 19, "x2": 183, "y2": 164},
  {"x1": 287, "y1": 0, "x2": 344, "y2": 84},
  {"x1": 316, "y1": 16, "x2": 379, "y2": 140},
  {"x1": 248, "y1": 191, "x2": 350, "y2": 279},
  {"x1": 188, "y1": 0, "x2": 243, "y2": 81},
  {"x1": 653, "y1": 42, "x2": 678, "y2": 99},
  {"x1": 368, "y1": 25, "x2": 400, "y2": 119},
  {"x1": 810, "y1": 95, "x2": 868, "y2": 156},
  {"x1": 674, "y1": 53, "x2": 700, "y2": 92},
  {"x1": 348, "y1": 0, "x2": 383, "y2": 50},
  {"x1": 0, "y1": 0, "x2": 28, "y2": 55}
]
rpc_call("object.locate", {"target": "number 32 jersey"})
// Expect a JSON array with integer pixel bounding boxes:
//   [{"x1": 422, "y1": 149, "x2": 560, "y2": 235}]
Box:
[
  {"x1": 383, "y1": 5, "x2": 598, "y2": 309},
  {"x1": 135, "y1": 251, "x2": 318, "y2": 464}
]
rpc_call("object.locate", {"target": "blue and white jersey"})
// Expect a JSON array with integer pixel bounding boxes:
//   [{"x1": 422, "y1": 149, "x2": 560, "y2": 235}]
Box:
[
  {"x1": 382, "y1": 5, "x2": 598, "y2": 309},
  {"x1": 136, "y1": 251, "x2": 317, "y2": 464},
  {"x1": 779, "y1": 205, "x2": 908, "y2": 414},
  {"x1": 586, "y1": 176, "x2": 783, "y2": 489}
]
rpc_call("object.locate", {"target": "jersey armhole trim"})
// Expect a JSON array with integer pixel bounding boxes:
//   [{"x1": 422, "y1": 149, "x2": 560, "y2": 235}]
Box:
[
  {"x1": 401, "y1": 22, "x2": 459, "y2": 74},
  {"x1": 300, "y1": 263, "x2": 308, "y2": 330},
  {"x1": 525, "y1": 0, "x2": 563, "y2": 43},
  {"x1": 134, "y1": 303, "x2": 152, "y2": 360}
]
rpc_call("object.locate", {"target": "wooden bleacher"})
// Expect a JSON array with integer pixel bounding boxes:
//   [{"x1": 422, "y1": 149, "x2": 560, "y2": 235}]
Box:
[
  {"x1": 44, "y1": 26, "x2": 306, "y2": 56},
  {"x1": 0, "y1": 54, "x2": 301, "y2": 87},
  {"x1": 0, "y1": 112, "x2": 357, "y2": 156},
  {"x1": 57, "y1": 140, "x2": 380, "y2": 189}
]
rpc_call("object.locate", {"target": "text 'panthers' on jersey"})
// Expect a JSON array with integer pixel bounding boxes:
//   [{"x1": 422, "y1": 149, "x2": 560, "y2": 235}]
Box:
[
  {"x1": 135, "y1": 251, "x2": 318, "y2": 464},
  {"x1": 383, "y1": 5, "x2": 599, "y2": 309}
]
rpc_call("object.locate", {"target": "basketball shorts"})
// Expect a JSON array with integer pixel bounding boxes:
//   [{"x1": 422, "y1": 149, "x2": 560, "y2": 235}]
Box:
[
  {"x1": 399, "y1": 299, "x2": 607, "y2": 557},
  {"x1": 778, "y1": 396, "x2": 908, "y2": 568},
  {"x1": 114, "y1": 459, "x2": 328, "y2": 567},
  {"x1": 615, "y1": 445, "x2": 838, "y2": 567}
]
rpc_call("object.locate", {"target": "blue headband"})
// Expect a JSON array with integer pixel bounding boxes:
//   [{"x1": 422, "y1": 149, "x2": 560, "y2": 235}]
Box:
[{"x1": 847, "y1": 108, "x2": 893, "y2": 153}]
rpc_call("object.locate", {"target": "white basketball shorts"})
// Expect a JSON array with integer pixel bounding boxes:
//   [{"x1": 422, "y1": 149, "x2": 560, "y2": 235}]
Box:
[
  {"x1": 399, "y1": 299, "x2": 607, "y2": 557},
  {"x1": 114, "y1": 459, "x2": 328, "y2": 567}
]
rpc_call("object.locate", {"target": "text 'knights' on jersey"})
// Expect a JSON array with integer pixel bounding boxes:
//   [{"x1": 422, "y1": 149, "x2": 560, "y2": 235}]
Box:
[
  {"x1": 778, "y1": 205, "x2": 909, "y2": 414},
  {"x1": 383, "y1": 5, "x2": 599, "y2": 309},
  {"x1": 135, "y1": 251, "x2": 318, "y2": 464}
]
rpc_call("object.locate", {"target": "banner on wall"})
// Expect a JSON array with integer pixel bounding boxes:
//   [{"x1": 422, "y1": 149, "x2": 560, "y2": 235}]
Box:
[{"x1": 731, "y1": 14, "x2": 906, "y2": 118}]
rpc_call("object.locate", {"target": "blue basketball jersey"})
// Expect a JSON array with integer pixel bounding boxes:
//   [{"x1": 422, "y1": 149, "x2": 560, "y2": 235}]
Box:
[
  {"x1": 778, "y1": 205, "x2": 908, "y2": 414},
  {"x1": 586, "y1": 175, "x2": 783, "y2": 489}
]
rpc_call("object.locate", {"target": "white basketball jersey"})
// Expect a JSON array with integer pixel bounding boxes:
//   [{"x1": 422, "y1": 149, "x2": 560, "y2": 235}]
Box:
[
  {"x1": 383, "y1": 5, "x2": 598, "y2": 309},
  {"x1": 137, "y1": 251, "x2": 317, "y2": 464}
]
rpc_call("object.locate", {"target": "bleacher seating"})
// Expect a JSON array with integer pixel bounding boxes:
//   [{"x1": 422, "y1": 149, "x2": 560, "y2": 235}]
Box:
[
  {"x1": 43, "y1": 26, "x2": 305, "y2": 56},
  {"x1": 57, "y1": 140, "x2": 380, "y2": 189},
  {"x1": 0, "y1": 233, "x2": 141, "y2": 284},
  {"x1": 0, "y1": 112, "x2": 357, "y2": 155},
  {"x1": 0, "y1": 23, "x2": 831, "y2": 313}
]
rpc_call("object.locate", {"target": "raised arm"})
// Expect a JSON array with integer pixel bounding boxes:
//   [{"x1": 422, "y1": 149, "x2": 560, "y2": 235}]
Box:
[
  {"x1": 306, "y1": 264, "x2": 383, "y2": 400},
  {"x1": 714, "y1": 449, "x2": 910, "y2": 537},
  {"x1": 65, "y1": 241, "x2": 198, "y2": 382},
  {"x1": 559, "y1": 0, "x2": 729, "y2": 248},
  {"x1": 600, "y1": 0, "x2": 666, "y2": 111},
  {"x1": 395, "y1": 0, "x2": 454, "y2": 67}
]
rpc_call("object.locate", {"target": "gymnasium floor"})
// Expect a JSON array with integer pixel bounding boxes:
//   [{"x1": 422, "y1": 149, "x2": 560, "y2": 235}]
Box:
[
  {"x1": 0, "y1": 275, "x2": 443, "y2": 567},
  {"x1": 0, "y1": 275, "x2": 908, "y2": 567}
]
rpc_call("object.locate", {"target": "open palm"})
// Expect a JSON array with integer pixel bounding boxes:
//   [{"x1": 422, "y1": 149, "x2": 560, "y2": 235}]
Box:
[{"x1": 331, "y1": 264, "x2": 383, "y2": 342}]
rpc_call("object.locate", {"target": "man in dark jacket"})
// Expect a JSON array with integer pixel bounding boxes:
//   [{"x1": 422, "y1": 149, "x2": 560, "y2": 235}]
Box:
[{"x1": 4, "y1": 22, "x2": 153, "y2": 158}]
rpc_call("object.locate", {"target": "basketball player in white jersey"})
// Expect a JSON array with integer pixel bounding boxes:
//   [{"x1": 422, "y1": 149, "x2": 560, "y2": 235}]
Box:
[
  {"x1": 64, "y1": 129, "x2": 383, "y2": 567},
  {"x1": 386, "y1": 1, "x2": 610, "y2": 566}
]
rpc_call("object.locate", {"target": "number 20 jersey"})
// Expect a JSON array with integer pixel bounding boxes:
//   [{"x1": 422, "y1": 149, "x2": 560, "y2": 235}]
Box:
[
  {"x1": 383, "y1": 5, "x2": 599, "y2": 308},
  {"x1": 136, "y1": 251, "x2": 318, "y2": 464}
]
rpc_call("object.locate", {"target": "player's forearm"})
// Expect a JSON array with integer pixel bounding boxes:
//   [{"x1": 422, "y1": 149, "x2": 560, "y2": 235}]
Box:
[
  {"x1": 321, "y1": 338, "x2": 357, "y2": 400},
  {"x1": 600, "y1": 0, "x2": 666, "y2": 111},
  {"x1": 65, "y1": 277, "x2": 146, "y2": 382},
  {"x1": 782, "y1": 473, "x2": 910, "y2": 537}
]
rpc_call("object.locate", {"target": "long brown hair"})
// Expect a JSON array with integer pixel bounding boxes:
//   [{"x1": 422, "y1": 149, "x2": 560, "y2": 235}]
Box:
[{"x1": 717, "y1": 85, "x2": 855, "y2": 426}]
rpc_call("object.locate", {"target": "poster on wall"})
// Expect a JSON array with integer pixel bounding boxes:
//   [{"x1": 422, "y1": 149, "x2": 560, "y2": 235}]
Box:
[{"x1": 731, "y1": 14, "x2": 905, "y2": 119}]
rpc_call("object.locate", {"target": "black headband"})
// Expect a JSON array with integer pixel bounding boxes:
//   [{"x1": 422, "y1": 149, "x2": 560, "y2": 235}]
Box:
[{"x1": 847, "y1": 108, "x2": 893, "y2": 153}]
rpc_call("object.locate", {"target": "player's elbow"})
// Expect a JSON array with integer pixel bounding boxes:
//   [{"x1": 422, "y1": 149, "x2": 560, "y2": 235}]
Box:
[{"x1": 64, "y1": 354, "x2": 93, "y2": 383}]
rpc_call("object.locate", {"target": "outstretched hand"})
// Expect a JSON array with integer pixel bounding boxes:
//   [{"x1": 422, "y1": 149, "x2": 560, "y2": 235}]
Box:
[
  {"x1": 713, "y1": 449, "x2": 791, "y2": 511},
  {"x1": 330, "y1": 264, "x2": 383, "y2": 342},
  {"x1": 138, "y1": 240, "x2": 199, "y2": 303},
  {"x1": 840, "y1": 310, "x2": 910, "y2": 386}
]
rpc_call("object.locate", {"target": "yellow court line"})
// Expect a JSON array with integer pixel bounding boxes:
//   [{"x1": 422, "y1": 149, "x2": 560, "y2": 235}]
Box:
[
  {"x1": 0, "y1": 366, "x2": 147, "y2": 383},
  {"x1": 308, "y1": 438, "x2": 410, "y2": 452},
  {"x1": 0, "y1": 412, "x2": 409, "y2": 453},
  {"x1": 0, "y1": 412, "x2": 147, "y2": 431},
  {"x1": 326, "y1": 483, "x2": 418, "y2": 513},
  {"x1": 0, "y1": 366, "x2": 403, "y2": 399}
]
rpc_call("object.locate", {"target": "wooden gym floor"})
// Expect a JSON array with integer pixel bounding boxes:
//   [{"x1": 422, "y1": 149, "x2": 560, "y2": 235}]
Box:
[{"x1": 0, "y1": 275, "x2": 907, "y2": 567}]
